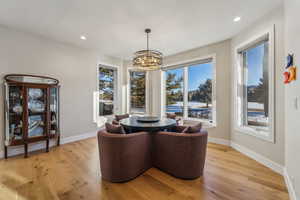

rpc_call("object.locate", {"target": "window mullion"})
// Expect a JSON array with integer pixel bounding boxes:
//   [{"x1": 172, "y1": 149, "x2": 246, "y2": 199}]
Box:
[
  {"x1": 113, "y1": 70, "x2": 118, "y2": 114},
  {"x1": 183, "y1": 66, "x2": 188, "y2": 119},
  {"x1": 243, "y1": 52, "x2": 248, "y2": 126},
  {"x1": 146, "y1": 71, "x2": 150, "y2": 115}
]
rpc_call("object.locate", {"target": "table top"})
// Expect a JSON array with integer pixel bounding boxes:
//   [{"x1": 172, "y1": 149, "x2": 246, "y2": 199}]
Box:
[{"x1": 120, "y1": 116, "x2": 176, "y2": 129}]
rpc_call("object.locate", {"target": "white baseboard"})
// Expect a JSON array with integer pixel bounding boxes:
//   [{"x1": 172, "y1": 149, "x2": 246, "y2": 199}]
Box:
[
  {"x1": 208, "y1": 137, "x2": 231, "y2": 146},
  {"x1": 0, "y1": 150, "x2": 4, "y2": 159},
  {"x1": 60, "y1": 131, "x2": 97, "y2": 145},
  {"x1": 230, "y1": 142, "x2": 296, "y2": 200},
  {"x1": 230, "y1": 142, "x2": 284, "y2": 175},
  {"x1": 0, "y1": 131, "x2": 97, "y2": 159},
  {"x1": 208, "y1": 138, "x2": 285, "y2": 176},
  {"x1": 284, "y1": 168, "x2": 298, "y2": 200}
]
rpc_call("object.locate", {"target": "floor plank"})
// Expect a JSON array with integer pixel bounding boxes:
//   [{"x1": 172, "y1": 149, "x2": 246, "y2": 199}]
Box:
[{"x1": 0, "y1": 138, "x2": 289, "y2": 200}]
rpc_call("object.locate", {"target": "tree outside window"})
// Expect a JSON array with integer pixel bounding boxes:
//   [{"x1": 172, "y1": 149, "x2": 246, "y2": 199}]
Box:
[{"x1": 130, "y1": 71, "x2": 146, "y2": 113}]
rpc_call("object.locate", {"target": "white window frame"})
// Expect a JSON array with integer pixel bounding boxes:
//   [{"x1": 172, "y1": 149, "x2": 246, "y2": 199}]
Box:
[
  {"x1": 233, "y1": 26, "x2": 275, "y2": 143},
  {"x1": 94, "y1": 63, "x2": 121, "y2": 122},
  {"x1": 161, "y1": 55, "x2": 217, "y2": 127},
  {"x1": 127, "y1": 68, "x2": 150, "y2": 115}
]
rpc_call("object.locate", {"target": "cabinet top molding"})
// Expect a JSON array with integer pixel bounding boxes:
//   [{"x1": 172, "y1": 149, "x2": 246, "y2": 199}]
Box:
[{"x1": 4, "y1": 74, "x2": 59, "y2": 85}]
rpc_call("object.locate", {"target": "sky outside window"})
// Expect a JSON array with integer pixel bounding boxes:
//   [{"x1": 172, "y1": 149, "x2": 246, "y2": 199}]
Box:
[
  {"x1": 188, "y1": 63, "x2": 212, "y2": 91},
  {"x1": 246, "y1": 43, "x2": 265, "y2": 86}
]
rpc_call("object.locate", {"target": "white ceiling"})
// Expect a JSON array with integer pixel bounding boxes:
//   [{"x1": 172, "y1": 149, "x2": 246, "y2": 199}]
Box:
[{"x1": 0, "y1": 0, "x2": 282, "y2": 59}]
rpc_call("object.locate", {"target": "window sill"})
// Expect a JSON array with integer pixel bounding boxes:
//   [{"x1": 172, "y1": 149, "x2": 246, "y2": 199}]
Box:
[
  {"x1": 94, "y1": 115, "x2": 114, "y2": 127},
  {"x1": 202, "y1": 123, "x2": 217, "y2": 129},
  {"x1": 183, "y1": 119, "x2": 216, "y2": 129},
  {"x1": 130, "y1": 112, "x2": 146, "y2": 116},
  {"x1": 234, "y1": 126, "x2": 274, "y2": 143}
]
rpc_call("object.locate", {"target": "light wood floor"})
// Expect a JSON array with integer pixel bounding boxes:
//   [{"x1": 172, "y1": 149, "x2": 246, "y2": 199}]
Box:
[{"x1": 0, "y1": 138, "x2": 289, "y2": 200}]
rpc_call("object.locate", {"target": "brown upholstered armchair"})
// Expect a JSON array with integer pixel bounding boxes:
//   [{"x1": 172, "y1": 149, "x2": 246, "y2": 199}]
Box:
[
  {"x1": 98, "y1": 127, "x2": 208, "y2": 182},
  {"x1": 97, "y1": 129, "x2": 152, "y2": 182},
  {"x1": 153, "y1": 130, "x2": 208, "y2": 179},
  {"x1": 166, "y1": 113, "x2": 181, "y2": 125},
  {"x1": 112, "y1": 114, "x2": 129, "y2": 125}
]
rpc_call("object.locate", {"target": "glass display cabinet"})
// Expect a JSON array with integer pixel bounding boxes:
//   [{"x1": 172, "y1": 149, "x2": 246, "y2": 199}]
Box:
[{"x1": 3, "y1": 74, "x2": 60, "y2": 158}]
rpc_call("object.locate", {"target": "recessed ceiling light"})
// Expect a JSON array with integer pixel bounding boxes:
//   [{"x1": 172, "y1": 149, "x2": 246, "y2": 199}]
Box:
[
  {"x1": 234, "y1": 17, "x2": 241, "y2": 22},
  {"x1": 80, "y1": 35, "x2": 87, "y2": 40}
]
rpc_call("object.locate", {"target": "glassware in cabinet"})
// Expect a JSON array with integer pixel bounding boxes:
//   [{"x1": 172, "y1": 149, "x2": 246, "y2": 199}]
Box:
[
  {"x1": 5, "y1": 84, "x2": 24, "y2": 145},
  {"x1": 27, "y1": 88, "x2": 47, "y2": 138},
  {"x1": 50, "y1": 87, "x2": 59, "y2": 135}
]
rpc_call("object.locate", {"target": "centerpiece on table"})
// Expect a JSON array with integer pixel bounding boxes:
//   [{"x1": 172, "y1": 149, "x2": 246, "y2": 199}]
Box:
[{"x1": 136, "y1": 116, "x2": 160, "y2": 123}]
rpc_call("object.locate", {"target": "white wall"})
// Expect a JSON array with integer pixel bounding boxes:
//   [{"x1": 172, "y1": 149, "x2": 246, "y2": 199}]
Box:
[
  {"x1": 284, "y1": 0, "x2": 300, "y2": 198},
  {"x1": 151, "y1": 40, "x2": 232, "y2": 141},
  {"x1": 231, "y1": 7, "x2": 285, "y2": 165},
  {"x1": 1, "y1": 6, "x2": 295, "y2": 191},
  {"x1": 0, "y1": 25, "x2": 123, "y2": 155}
]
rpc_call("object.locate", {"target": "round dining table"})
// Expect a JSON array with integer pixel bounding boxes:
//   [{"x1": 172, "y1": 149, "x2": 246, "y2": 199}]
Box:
[{"x1": 120, "y1": 116, "x2": 177, "y2": 133}]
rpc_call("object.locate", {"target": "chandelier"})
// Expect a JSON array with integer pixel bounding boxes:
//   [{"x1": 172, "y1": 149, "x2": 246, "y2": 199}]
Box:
[{"x1": 133, "y1": 29, "x2": 163, "y2": 71}]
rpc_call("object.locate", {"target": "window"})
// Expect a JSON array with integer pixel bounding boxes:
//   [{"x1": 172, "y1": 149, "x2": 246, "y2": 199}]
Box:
[
  {"x1": 164, "y1": 57, "x2": 216, "y2": 125},
  {"x1": 165, "y1": 68, "x2": 184, "y2": 116},
  {"x1": 242, "y1": 43, "x2": 269, "y2": 128},
  {"x1": 129, "y1": 71, "x2": 146, "y2": 113},
  {"x1": 188, "y1": 63, "x2": 213, "y2": 121},
  {"x1": 98, "y1": 65, "x2": 117, "y2": 116},
  {"x1": 234, "y1": 31, "x2": 274, "y2": 142}
]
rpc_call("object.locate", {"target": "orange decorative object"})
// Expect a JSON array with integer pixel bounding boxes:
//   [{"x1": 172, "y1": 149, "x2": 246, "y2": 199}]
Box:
[
  {"x1": 284, "y1": 54, "x2": 297, "y2": 84},
  {"x1": 288, "y1": 66, "x2": 297, "y2": 82},
  {"x1": 284, "y1": 71, "x2": 290, "y2": 84}
]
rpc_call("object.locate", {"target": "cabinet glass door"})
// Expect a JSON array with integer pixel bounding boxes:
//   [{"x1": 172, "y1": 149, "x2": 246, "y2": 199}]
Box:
[
  {"x1": 27, "y1": 88, "x2": 47, "y2": 138},
  {"x1": 7, "y1": 85, "x2": 24, "y2": 143},
  {"x1": 50, "y1": 87, "x2": 59, "y2": 135}
]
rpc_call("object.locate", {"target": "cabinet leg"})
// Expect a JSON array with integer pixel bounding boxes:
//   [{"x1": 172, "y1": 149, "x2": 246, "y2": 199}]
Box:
[
  {"x1": 4, "y1": 146, "x2": 8, "y2": 159},
  {"x1": 24, "y1": 143, "x2": 28, "y2": 158},
  {"x1": 57, "y1": 135, "x2": 60, "y2": 146},
  {"x1": 46, "y1": 139, "x2": 49, "y2": 152}
]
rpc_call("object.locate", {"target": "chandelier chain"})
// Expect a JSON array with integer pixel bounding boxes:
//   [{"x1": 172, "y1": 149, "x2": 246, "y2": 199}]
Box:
[{"x1": 147, "y1": 31, "x2": 149, "y2": 51}]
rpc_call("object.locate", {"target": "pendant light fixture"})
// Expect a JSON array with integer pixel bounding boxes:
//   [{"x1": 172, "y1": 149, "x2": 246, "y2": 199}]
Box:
[{"x1": 132, "y1": 29, "x2": 163, "y2": 71}]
